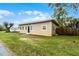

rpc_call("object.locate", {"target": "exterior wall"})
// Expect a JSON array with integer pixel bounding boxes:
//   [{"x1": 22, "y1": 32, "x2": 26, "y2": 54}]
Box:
[
  {"x1": 52, "y1": 23, "x2": 58, "y2": 35},
  {"x1": 19, "y1": 21, "x2": 57, "y2": 36},
  {"x1": 18, "y1": 25, "x2": 28, "y2": 34}
]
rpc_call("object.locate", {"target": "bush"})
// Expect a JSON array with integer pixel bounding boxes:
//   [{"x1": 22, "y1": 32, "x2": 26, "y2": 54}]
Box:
[
  {"x1": 56, "y1": 27, "x2": 79, "y2": 35},
  {"x1": 0, "y1": 25, "x2": 4, "y2": 31}
]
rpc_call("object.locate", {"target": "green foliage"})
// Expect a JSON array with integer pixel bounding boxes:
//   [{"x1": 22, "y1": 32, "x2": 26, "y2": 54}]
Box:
[
  {"x1": 54, "y1": 7, "x2": 67, "y2": 27},
  {"x1": 48, "y1": 3, "x2": 79, "y2": 27},
  {"x1": 0, "y1": 25, "x2": 4, "y2": 31}
]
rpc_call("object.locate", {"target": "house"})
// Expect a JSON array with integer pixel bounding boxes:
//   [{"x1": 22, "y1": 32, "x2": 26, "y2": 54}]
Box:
[
  {"x1": 18, "y1": 19, "x2": 59, "y2": 36},
  {"x1": 10, "y1": 26, "x2": 19, "y2": 32}
]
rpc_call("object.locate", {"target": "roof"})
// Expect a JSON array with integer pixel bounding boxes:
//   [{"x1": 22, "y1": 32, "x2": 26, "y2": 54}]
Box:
[{"x1": 19, "y1": 19, "x2": 59, "y2": 26}]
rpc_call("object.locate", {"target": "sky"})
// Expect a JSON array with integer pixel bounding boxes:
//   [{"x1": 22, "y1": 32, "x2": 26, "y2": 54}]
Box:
[{"x1": 0, "y1": 3, "x2": 79, "y2": 27}]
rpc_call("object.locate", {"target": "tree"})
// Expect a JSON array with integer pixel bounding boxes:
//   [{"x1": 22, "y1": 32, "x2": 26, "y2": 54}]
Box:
[
  {"x1": 4, "y1": 22, "x2": 14, "y2": 32},
  {"x1": 54, "y1": 7, "x2": 67, "y2": 27},
  {"x1": 48, "y1": 3, "x2": 79, "y2": 27},
  {"x1": 48, "y1": 3, "x2": 79, "y2": 11},
  {"x1": 76, "y1": 21, "x2": 79, "y2": 28},
  {"x1": 70, "y1": 18, "x2": 79, "y2": 28}
]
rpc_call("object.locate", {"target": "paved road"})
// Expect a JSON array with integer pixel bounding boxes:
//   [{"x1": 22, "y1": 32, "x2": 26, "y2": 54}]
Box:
[{"x1": 0, "y1": 42, "x2": 14, "y2": 56}]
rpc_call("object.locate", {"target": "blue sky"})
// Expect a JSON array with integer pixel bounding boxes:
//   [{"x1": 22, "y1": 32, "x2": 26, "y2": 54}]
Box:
[{"x1": 0, "y1": 3, "x2": 79, "y2": 27}]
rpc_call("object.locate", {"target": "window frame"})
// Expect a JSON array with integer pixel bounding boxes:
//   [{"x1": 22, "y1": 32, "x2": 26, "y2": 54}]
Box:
[
  {"x1": 25, "y1": 26, "x2": 27, "y2": 30},
  {"x1": 22, "y1": 26, "x2": 24, "y2": 30},
  {"x1": 30, "y1": 26, "x2": 32, "y2": 30},
  {"x1": 42, "y1": 25, "x2": 47, "y2": 31}
]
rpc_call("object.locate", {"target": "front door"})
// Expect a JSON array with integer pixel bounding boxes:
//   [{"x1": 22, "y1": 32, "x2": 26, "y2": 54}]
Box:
[{"x1": 27, "y1": 26, "x2": 30, "y2": 33}]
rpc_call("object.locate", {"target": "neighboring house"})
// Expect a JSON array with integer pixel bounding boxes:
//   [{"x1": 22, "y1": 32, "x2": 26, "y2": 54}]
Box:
[
  {"x1": 10, "y1": 27, "x2": 19, "y2": 32},
  {"x1": 18, "y1": 19, "x2": 59, "y2": 36}
]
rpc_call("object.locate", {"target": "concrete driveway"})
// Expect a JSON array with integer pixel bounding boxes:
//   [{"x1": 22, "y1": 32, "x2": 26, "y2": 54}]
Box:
[{"x1": 0, "y1": 41, "x2": 14, "y2": 56}]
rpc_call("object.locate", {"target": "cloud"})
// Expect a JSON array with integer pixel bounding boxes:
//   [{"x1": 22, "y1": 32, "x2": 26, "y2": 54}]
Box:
[
  {"x1": 0, "y1": 15, "x2": 3, "y2": 19},
  {"x1": 19, "y1": 10, "x2": 51, "y2": 17},
  {"x1": 18, "y1": 10, "x2": 32, "y2": 15},
  {"x1": 0, "y1": 10, "x2": 14, "y2": 21},
  {"x1": 23, "y1": 11, "x2": 33, "y2": 15},
  {"x1": 3, "y1": 10, "x2": 52, "y2": 27},
  {"x1": 24, "y1": 10, "x2": 42, "y2": 16},
  {"x1": 0, "y1": 10, "x2": 14, "y2": 16},
  {"x1": 19, "y1": 10, "x2": 51, "y2": 20},
  {"x1": 18, "y1": 10, "x2": 52, "y2": 24}
]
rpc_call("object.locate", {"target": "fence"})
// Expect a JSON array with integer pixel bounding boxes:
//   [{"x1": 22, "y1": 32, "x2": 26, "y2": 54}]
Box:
[{"x1": 56, "y1": 27, "x2": 79, "y2": 35}]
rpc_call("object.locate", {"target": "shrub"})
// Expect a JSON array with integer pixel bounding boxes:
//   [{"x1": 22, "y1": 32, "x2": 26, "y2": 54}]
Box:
[{"x1": 0, "y1": 25, "x2": 4, "y2": 31}]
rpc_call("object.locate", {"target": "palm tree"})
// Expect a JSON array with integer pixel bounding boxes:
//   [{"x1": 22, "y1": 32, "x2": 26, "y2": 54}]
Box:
[{"x1": 4, "y1": 22, "x2": 14, "y2": 32}]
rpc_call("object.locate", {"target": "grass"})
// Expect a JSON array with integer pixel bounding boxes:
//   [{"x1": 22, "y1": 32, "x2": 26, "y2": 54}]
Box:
[{"x1": 0, "y1": 31, "x2": 79, "y2": 56}]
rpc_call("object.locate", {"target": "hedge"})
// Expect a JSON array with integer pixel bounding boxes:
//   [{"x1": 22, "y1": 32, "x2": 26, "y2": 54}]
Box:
[{"x1": 56, "y1": 27, "x2": 79, "y2": 35}]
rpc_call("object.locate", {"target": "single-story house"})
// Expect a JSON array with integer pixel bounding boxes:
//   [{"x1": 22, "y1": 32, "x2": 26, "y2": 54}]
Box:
[{"x1": 18, "y1": 19, "x2": 59, "y2": 36}]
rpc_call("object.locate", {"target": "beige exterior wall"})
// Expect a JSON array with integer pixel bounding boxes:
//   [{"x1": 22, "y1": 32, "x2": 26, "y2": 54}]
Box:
[
  {"x1": 19, "y1": 21, "x2": 57, "y2": 36},
  {"x1": 52, "y1": 23, "x2": 58, "y2": 35},
  {"x1": 19, "y1": 25, "x2": 28, "y2": 33}
]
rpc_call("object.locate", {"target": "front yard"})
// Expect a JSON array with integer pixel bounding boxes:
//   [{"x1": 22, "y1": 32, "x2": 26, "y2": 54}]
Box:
[{"x1": 0, "y1": 31, "x2": 79, "y2": 56}]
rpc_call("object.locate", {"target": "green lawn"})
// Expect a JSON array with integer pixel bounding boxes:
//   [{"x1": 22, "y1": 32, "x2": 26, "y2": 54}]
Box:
[{"x1": 0, "y1": 31, "x2": 79, "y2": 56}]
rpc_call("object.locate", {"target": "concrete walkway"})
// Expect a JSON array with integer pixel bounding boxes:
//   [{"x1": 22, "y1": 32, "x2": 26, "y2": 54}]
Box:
[{"x1": 0, "y1": 41, "x2": 14, "y2": 56}]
